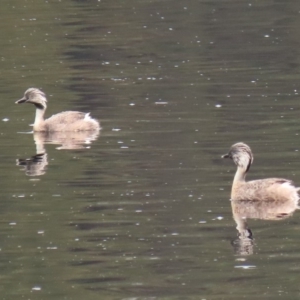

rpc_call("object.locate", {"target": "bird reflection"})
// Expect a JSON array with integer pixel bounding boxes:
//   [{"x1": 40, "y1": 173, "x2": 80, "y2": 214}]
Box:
[
  {"x1": 231, "y1": 198, "x2": 299, "y2": 256},
  {"x1": 16, "y1": 130, "x2": 99, "y2": 176},
  {"x1": 17, "y1": 152, "x2": 48, "y2": 176}
]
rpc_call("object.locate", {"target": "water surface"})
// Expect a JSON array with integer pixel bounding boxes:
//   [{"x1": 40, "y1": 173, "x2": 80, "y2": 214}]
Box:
[{"x1": 1, "y1": 0, "x2": 300, "y2": 299}]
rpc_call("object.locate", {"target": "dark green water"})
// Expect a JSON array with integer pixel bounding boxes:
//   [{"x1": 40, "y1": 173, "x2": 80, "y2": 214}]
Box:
[{"x1": 1, "y1": 0, "x2": 300, "y2": 299}]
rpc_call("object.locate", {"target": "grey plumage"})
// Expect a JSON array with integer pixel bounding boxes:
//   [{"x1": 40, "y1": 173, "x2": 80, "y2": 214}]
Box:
[
  {"x1": 16, "y1": 88, "x2": 100, "y2": 132},
  {"x1": 222, "y1": 142, "x2": 300, "y2": 203}
]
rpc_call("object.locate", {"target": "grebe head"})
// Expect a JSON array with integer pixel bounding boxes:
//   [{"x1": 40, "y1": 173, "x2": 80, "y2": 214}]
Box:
[
  {"x1": 222, "y1": 142, "x2": 253, "y2": 172},
  {"x1": 16, "y1": 88, "x2": 47, "y2": 110}
]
